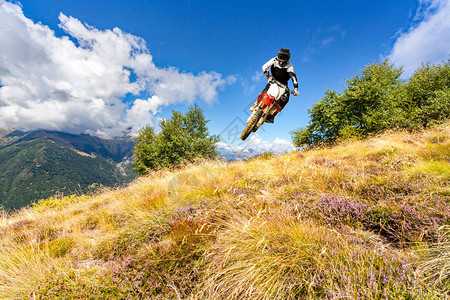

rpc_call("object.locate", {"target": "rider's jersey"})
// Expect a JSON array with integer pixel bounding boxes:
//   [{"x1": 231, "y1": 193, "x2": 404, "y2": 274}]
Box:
[{"x1": 262, "y1": 57, "x2": 298, "y2": 89}]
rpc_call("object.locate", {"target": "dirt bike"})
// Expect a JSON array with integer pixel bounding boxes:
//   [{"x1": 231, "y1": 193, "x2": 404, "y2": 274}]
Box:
[{"x1": 240, "y1": 77, "x2": 296, "y2": 140}]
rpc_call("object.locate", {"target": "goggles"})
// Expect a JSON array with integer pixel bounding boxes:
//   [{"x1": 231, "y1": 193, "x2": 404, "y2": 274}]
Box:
[{"x1": 277, "y1": 53, "x2": 289, "y2": 62}]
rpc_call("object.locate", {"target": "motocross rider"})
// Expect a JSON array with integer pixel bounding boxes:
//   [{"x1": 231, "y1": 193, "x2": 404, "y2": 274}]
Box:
[{"x1": 261, "y1": 48, "x2": 299, "y2": 123}]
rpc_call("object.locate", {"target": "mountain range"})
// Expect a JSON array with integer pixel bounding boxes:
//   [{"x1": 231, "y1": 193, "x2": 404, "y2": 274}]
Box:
[{"x1": 0, "y1": 130, "x2": 137, "y2": 210}]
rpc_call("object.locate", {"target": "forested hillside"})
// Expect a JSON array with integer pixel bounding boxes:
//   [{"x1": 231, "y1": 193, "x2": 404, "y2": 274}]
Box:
[{"x1": 0, "y1": 130, "x2": 136, "y2": 210}]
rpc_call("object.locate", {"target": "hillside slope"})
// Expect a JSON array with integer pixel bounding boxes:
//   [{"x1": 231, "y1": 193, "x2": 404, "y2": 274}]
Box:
[
  {"x1": 0, "y1": 124, "x2": 448, "y2": 299},
  {"x1": 0, "y1": 130, "x2": 137, "y2": 210},
  {"x1": 3, "y1": 130, "x2": 135, "y2": 163}
]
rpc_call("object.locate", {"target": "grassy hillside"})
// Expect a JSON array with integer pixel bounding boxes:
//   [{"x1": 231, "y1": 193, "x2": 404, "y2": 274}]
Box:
[{"x1": 0, "y1": 124, "x2": 449, "y2": 299}]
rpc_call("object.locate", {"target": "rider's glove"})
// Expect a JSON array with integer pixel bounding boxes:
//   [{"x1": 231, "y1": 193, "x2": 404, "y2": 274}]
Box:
[
  {"x1": 293, "y1": 89, "x2": 299, "y2": 97},
  {"x1": 263, "y1": 69, "x2": 270, "y2": 78}
]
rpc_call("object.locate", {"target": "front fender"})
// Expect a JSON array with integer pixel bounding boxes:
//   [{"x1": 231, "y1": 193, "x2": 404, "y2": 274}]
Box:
[{"x1": 261, "y1": 93, "x2": 275, "y2": 106}]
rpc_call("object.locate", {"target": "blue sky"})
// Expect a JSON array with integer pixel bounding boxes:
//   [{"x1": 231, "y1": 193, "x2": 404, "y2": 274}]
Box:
[{"x1": 0, "y1": 0, "x2": 449, "y2": 153}]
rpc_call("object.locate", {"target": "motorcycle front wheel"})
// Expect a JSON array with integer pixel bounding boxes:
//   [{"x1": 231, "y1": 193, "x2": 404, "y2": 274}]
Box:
[{"x1": 241, "y1": 109, "x2": 263, "y2": 140}]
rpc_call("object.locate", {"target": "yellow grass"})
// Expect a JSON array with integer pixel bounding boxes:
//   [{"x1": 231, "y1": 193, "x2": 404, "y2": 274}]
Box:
[{"x1": 0, "y1": 122, "x2": 448, "y2": 298}]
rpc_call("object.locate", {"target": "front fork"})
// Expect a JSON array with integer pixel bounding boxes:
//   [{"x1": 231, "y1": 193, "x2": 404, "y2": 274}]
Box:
[
  {"x1": 247, "y1": 107, "x2": 258, "y2": 123},
  {"x1": 247, "y1": 94, "x2": 281, "y2": 125},
  {"x1": 247, "y1": 99, "x2": 263, "y2": 124}
]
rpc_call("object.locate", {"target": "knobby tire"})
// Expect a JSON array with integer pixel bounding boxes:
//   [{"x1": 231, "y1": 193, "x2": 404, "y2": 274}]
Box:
[{"x1": 241, "y1": 109, "x2": 263, "y2": 140}]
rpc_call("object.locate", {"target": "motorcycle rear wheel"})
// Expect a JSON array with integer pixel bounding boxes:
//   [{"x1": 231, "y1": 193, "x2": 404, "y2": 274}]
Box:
[{"x1": 241, "y1": 109, "x2": 263, "y2": 140}]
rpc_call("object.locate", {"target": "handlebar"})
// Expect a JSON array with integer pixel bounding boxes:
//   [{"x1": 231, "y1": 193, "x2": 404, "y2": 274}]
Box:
[
  {"x1": 265, "y1": 75, "x2": 297, "y2": 96},
  {"x1": 266, "y1": 75, "x2": 295, "y2": 96}
]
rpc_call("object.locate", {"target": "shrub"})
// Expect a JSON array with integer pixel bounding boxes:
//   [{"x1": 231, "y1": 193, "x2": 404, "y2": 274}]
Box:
[
  {"x1": 32, "y1": 195, "x2": 89, "y2": 212},
  {"x1": 367, "y1": 203, "x2": 449, "y2": 246},
  {"x1": 316, "y1": 195, "x2": 368, "y2": 227}
]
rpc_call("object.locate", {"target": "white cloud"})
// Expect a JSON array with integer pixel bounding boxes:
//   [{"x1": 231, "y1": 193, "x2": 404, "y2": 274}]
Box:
[
  {"x1": 0, "y1": 1, "x2": 230, "y2": 138},
  {"x1": 247, "y1": 134, "x2": 296, "y2": 154},
  {"x1": 216, "y1": 133, "x2": 296, "y2": 159},
  {"x1": 388, "y1": 0, "x2": 450, "y2": 76}
]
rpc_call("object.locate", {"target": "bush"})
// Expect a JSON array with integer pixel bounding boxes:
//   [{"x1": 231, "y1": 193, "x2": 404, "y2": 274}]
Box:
[{"x1": 367, "y1": 204, "x2": 449, "y2": 246}]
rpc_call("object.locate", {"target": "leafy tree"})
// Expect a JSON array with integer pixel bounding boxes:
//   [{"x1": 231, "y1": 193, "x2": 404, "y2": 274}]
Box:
[
  {"x1": 340, "y1": 60, "x2": 403, "y2": 134},
  {"x1": 133, "y1": 126, "x2": 159, "y2": 174},
  {"x1": 293, "y1": 89, "x2": 344, "y2": 145},
  {"x1": 402, "y1": 62, "x2": 450, "y2": 128},
  {"x1": 133, "y1": 104, "x2": 219, "y2": 175},
  {"x1": 292, "y1": 59, "x2": 449, "y2": 147}
]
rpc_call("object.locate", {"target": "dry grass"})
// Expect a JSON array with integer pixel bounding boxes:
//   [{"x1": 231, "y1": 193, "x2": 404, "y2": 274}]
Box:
[
  {"x1": 0, "y1": 123, "x2": 448, "y2": 299},
  {"x1": 418, "y1": 226, "x2": 450, "y2": 291}
]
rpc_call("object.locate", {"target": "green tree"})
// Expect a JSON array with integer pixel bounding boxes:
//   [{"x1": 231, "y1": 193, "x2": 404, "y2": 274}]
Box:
[
  {"x1": 292, "y1": 60, "x2": 404, "y2": 147},
  {"x1": 292, "y1": 89, "x2": 343, "y2": 146},
  {"x1": 402, "y1": 62, "x2": 450, "y2": 129},
  {"x1": 133, "y1": 126, "x2": 159, "y2": 174},
  {"x1": 133, "y1": 104, "x2": 219, "y2": 175},
  {"x1": 340, "y1": 60, "x2": 403, "y2": 134},
  {"x1": 292, "y1": 60, "x2": 450, "y2": 148}
]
